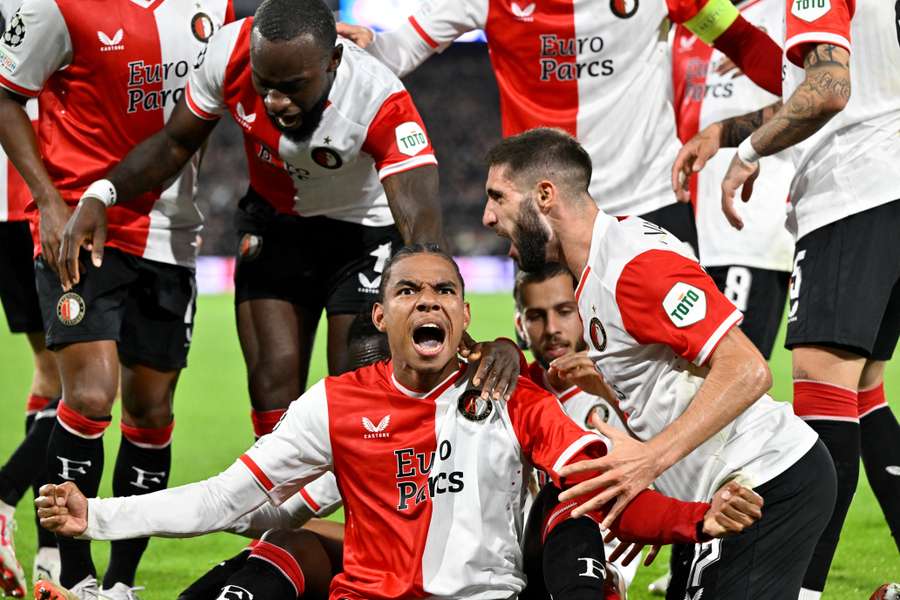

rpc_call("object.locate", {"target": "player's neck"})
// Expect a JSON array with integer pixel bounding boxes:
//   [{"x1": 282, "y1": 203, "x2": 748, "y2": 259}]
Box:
[
  {"x1": 554, "y1": 203, "x2": 597, "y2": 278},
  {"x1": 393, "y1": 359, "x2": 460, "y2": 395}
]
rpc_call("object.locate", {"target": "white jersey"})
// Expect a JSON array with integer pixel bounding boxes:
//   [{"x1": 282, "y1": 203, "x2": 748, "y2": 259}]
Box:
[
  {"x1": 185, "y1": 18, "x2": 437, "y2": 226},
  {"x1": 781, "y1": 0, "x2": 900, "y2": 239},
  {"x1": 574, "y1": 212, "x2": 817, "y2": 501},
  {"x1": 671, "y1": 0, "x2": 794, "y2": 271},
  {"x1": 0, "y1": 0, "x2": 233, "y2": 265},
  {"x1": 366, "y1": 0, "x2": 683, "y2": 217}
]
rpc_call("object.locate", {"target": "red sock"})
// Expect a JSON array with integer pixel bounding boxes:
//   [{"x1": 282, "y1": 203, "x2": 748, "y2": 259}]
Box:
[
  {"x1": 26, "y1": 394, "x2": 53, "y2": 416},
  {"x1": 249, "y1": 540, "x2": 306, "y2": 596},
  {"x1": 57, "y1": 401, "x2": 111, "y2": 439},
  {"x1": 857, "y1": 382, "x2": 887, "y2": 419},
  {"x1": 251, "y1": 408, "x2": 287, "y2": 438},
  {"x1": 793, "y1": 380, "x2": 858, "y2": 422},
  {"x1": 120, "y1": 421, "x2": 175, "y2": 448}
]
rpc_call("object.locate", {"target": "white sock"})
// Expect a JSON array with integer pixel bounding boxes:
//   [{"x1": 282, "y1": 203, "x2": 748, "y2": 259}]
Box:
[{"x1": 799, "y1": 588, "x2": 822, "y2": 600}]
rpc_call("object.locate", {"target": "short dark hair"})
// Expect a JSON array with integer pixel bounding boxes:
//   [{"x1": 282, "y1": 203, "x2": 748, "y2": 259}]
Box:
[
  {"x1": 253, "y1": 0, "x2": 337, "y2": 49},
  {"x1": 485, "y1": 128, "x2": 592, "y2": 193},
  {"x1": 378, "y1": 244, "x2": 465, "y2": 301},
  {"x1": 513, "y1": 262, "x2": 577, "y2": 310}
]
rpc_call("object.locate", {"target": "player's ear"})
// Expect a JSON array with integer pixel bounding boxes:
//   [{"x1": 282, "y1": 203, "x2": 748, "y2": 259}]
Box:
[
  {"x1": 372, "y1": 302, "x2": 387, "y2": 333},
  {"x1": 329, "y1": 43, "x2": 343, "y2": 72},
  {"x1": 463, "y1": 302, "x2": 471, "y2": 330},
  {"x1": 514, "y1": 311, "x2": 531, "y2": 349},
  {"x1": 535, "y1": 180, "x2": 555, "y2": 214}
]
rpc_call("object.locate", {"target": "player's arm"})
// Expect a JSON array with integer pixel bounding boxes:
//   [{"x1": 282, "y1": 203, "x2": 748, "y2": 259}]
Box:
[
  {"x1": 668, "y1": 0, "x2": 782, "y2": 95},
  {"x1": 382, "y1": 165, "x2": 445, "y2": 247},
  {"x1": 57, "y1": 99, "x2": 218, "y2": 289},
  {"x1": 557, "y1": 250, "x2": 771, "y2": 525},
  {"x1": 339, "y1": 0, "x2": 486, "y2": 77},
  {"x1": 0, "y1": 0, "x2": 74, "y2": 272}
]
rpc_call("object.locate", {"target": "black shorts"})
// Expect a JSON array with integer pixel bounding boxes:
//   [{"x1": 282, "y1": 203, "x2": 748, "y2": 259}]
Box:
[
  {"x1": 669, "y1": 440, "x2": 836, "y2": 600},
  {"x1": 233, "y1": 188, "x2": 403, "y2": 315},
  {"x1": 707, "y1": 266, "x2": 789, "y2": 359},
  {"x1": 35, "y1": 248, "x2": 196, "y2": 371},
  {"x1": 640, "y1": 201, "x2": 699, "y2": 258},
  {"x1": 0, "y1": 220, "x2": 43, "y2": 333},
  {"x1": 785, "y1": 200, "x2": 900, "y2": 360}
]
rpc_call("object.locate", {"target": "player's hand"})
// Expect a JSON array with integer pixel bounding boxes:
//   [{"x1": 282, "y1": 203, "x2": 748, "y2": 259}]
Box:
[
  {"x1": 548, "y1": 352, "x2": 616, "y2": 402},
  {"x1": 336, "y1": 22, "x2": 375, "y2": 48},
  {"x1": 702, "y1": 480, "x2": 763, "y2": 538},
  {"x1": 672, "y1": 122, "x2": 723, "y2": 203},
  {"x1": 36, "y1": 191, "x2": 72, "y2": 276},
  {"x1": 720, "y1": 152, "x2": 760, "y2": 230},
  {"x1": 557, "y1": 420, "x2": 661, "y2": 528},
  {"x1": 466, "y1": 337, "x2": 521, "y2": 401},
  {"x1": 58, "y1": 196, "x2": 108, "y2": 291},
  {"x1": 603, "y1": 529, "x2": 662, "y2": 567},
  {"x1": 35, "y1": 482, "x2": 89, "y2": 537}
]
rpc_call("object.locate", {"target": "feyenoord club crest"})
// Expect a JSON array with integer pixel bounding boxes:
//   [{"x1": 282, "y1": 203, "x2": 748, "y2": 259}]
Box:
[
  {"x1": 57, "y1": 292, "x2": 85, "y2": 326},
  {"x1": 610, "y1": 0, "x2": 638, "y2": 19},
  {"x1": 589, "y1": 317, "x2": 607, "y2": 352},
  {"x1": 311, "y1": 147, "x2": 343, "y2": 169},
  {"x1": 191, "y1": 12, "x2": 215, "y2": 42},
  {"x1": 238, "y1": 233, "x2": 262, "y2": 260},
  {"x1": 458, "y1": 389, "x2": 493, "y2": 422}
]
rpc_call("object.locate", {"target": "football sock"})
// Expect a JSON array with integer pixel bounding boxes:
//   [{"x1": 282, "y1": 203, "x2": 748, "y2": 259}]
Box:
[
  {"x1": 103, "y1": 421, "x2": 174, "y2": 588},
  {"x1": 542, "y1": 517, "x2": 607, "y2": 600},
  {"x1": 32, "y1": 398, "x2": 60, "y2": 549},
  {"x1": 858, "y1": 383, "x2": 900, "y2": 553},
  {"x1": 0, "y1": 396, "x2": 57, "y2": 507},
  {"x1": 794, "y1": 381, "x2": 860, "y2": 593},
  {"x1": 48, "y1": 401, "x2": 110, "y2": 588},
  {"x1": 177, "y1": 549, "x2": 251, "y2": 600},
  {"x1": 251, "y1": 408, "x2": 287, "y2": 439},
  {"x1": 219, "y1": 542, "x2": 305, "y2": 599}
]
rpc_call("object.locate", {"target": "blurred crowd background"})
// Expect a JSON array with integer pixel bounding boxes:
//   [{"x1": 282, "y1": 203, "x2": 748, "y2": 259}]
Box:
[{"x1": 197, "y1": 0, "x2": 506, "y2": 257}]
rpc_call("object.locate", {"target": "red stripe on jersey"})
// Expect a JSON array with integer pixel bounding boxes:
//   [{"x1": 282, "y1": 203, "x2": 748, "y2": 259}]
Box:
[
  {"x1": 185, "y1": 83, "x2": 221, "y2": 120},
  {"x1": 298, "y1": 487, "x2": 321, "y2": 512},
  {"x1": 239, "y1": 454, "x2": 275, "y2": 491},
  {"x1": 4, "y1": 155, "x2": 32, "y2": 222},
  {"x1": 408, "y1": 16, "x2": 438, "y2": 49},
  {"x1": 558, "y1": 387, "x2": 581, "y2": 404},
  {"x1": 362, "y1": 90, "x2": 436, "y2": 176},
  {"x1": 484, "y1": 2, "x2": 578, "y2": 138},
  {"x1": 0, "y1": 74, "x2": 40, "y2": 98},
  {"x1": 574, "y1": 266, "x2": 591, "y2": 302},
  {"x1": 784, "y1": 0, "x2": 853, "y2": 66}
]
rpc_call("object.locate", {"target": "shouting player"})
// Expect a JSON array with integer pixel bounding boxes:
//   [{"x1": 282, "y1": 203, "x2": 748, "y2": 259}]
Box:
[
  {"x1": 482, "y1": 128, "x2": 836, "y2": 599},
  {"x1": 60, "y1": 0, "x2": 446, "y2": 442},
  {"x1": 672, "y1": 0, "x2": 900, "y2": 595},
  {"x1": 670, "y1": 0, "x2": 794, "y2": 359},
  {"x1": 0, "y1": 0, "x2": 234, "y2": 596},
  {"x1": 337, "y1": 0, "x2": 787, "y2": 249},
  {"x1": 35, "y1": 245, "x2": 763, "y2": 600}
]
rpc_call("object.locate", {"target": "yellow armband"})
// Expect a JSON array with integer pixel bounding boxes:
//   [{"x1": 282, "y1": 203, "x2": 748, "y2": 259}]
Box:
[{"x1": 684, "y1": 0, "x2": 740, "y2": 45}]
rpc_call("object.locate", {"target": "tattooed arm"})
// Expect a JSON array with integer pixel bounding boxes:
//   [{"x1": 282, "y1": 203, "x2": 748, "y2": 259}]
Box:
[
  {"x1": 716, "y1": 44, "x2": 850, "y2": 228},
  {"x1": 718, "y1": 101, "x2": 783, "y2": 148}
]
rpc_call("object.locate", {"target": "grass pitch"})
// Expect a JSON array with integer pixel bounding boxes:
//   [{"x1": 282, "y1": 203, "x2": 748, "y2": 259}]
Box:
[{"x1": 1, "y1": 293, "x2": 897, "y2": 598}]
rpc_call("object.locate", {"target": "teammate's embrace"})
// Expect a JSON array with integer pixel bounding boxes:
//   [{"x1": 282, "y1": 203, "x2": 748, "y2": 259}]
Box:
[
  {"x1": 60, "y1": 0, "x2": 444, "y2": 442},
  {"x1": 35, "y1": 245, "x2": 763, "y2": 600}
]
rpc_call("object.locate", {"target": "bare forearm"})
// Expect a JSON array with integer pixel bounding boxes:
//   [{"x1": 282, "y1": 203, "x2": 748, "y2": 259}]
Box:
[
  {"x1": 749, "y1": 44, "x2": 850, "y2": 156},
  {"x1": 384, "y1": 165, "x2": 446, "y2": 247},
  {"x1": 0, "y1": 94, "x2": 57, "y2": 205},
  {"x1": 718, "y1": 101, "x2": 782, "y2": 148},
  {"x1": 106, "y1": 130, "x2": 199, "y2": 203}
]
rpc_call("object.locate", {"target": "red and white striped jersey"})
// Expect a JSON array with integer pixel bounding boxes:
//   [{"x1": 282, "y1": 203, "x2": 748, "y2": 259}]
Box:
[
  {"x1": 575, "y1": 212, "x2": 817, "y2": 501},
  {"x1": 671, "y1": 0, "x2": 794, "y2": 272},
  {"x1": 0, "y1": 0, "x2": 234, "y2": 265},
  {"x1": 781, "y1": 0, "x2": 900, "y2": 239},
  {"x1": 0, "y1": 0, "x2": 33, "y2": 222},
  {"x1": 185, "y1": 19, "x2": 437, "y2": 226},
  {"x1": 242, "y1": 360, "x2": 608, "y2": 599},
  {"x1": 366, "y1": 0, "x2": 684, "y2": 217}
]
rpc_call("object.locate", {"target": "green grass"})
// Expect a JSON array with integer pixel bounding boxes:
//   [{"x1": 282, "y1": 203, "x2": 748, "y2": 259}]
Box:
[{"x1": 1, "y1": 293, "x2": 897, "y2": 598}]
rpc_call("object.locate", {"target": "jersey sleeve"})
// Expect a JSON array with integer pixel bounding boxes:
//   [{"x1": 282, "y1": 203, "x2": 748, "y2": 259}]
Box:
[
  {"x1": 184, "y1": 21, "x2": 239, "y2": 120},
  {"x1": 0, "y1": 0, "x2": 71, "y2": 98},
  {"x1": 367, "y1": 0, "x2": 487, "y2": 77},
  {"x1": 361, "y1": 90, "x2": 438, "y2": 180},
  {"x1": 239, "y1": 379, "x2": 334, "y2": 505},
  {"x1": 615, "y1": 249, "x2": 742, "y2": 366},
  {"x1": 506, "y1": 377, "x2": 609, "y2": 485},
  {"x1": 784, "y1": 0, "x2": 852, "y2": 67}
]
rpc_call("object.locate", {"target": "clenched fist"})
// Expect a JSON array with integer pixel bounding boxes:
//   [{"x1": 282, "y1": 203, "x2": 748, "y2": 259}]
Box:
[{"x1": 35, "y1": 482, "x2": 89, "y2": 537}]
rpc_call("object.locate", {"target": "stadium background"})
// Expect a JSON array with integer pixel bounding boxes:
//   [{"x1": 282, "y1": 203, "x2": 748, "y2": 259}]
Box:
[{"x1": 1, "y1": 1, "x2": 898, "y2": 597}]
